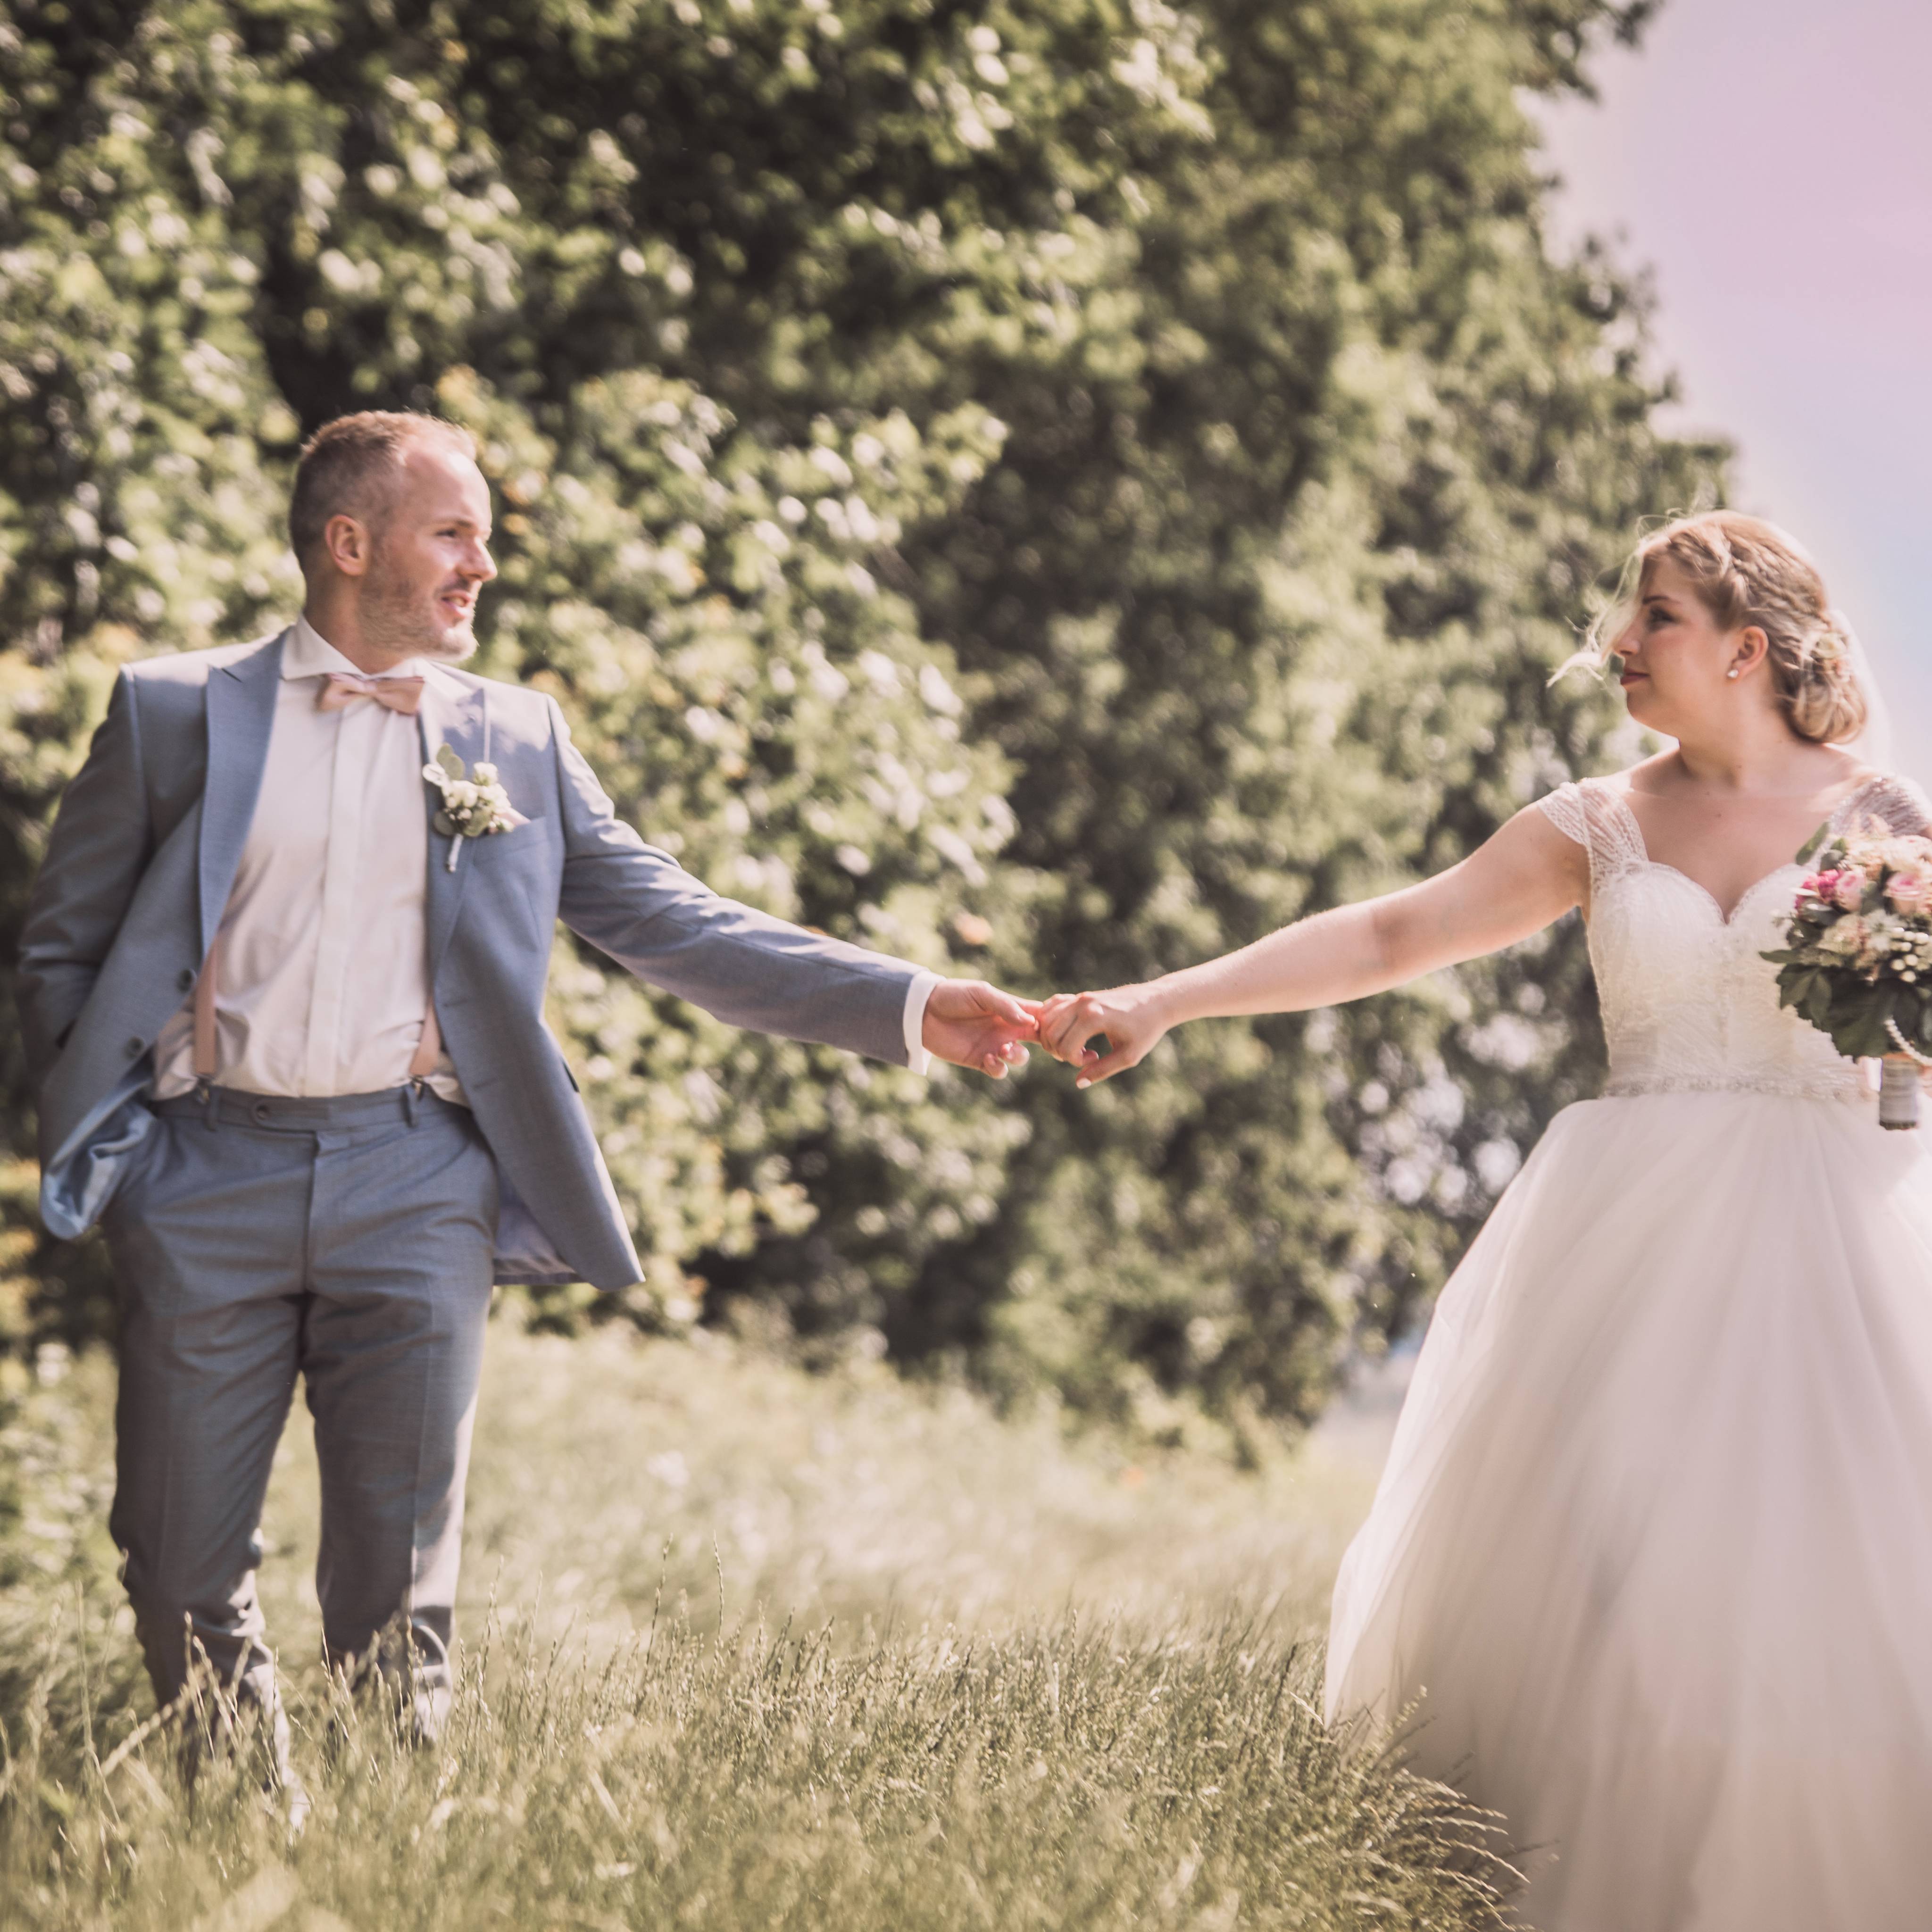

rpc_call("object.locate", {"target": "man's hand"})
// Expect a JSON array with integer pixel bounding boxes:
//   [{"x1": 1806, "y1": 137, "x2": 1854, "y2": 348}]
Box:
[{"x1": 921, "y1": 978, "x2": 1041, "y2": 1078}]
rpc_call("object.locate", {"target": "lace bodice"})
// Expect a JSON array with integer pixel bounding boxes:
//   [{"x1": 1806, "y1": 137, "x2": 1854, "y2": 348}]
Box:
[{"x1": 1538, "y1": 772, "x2": 1932, "y2": 1101}]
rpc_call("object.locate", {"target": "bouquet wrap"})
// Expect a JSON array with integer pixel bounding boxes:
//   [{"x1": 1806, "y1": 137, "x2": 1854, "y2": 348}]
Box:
[{"x1": 1880, "y1": 1055, "x2": 1921, "y2": 1131}]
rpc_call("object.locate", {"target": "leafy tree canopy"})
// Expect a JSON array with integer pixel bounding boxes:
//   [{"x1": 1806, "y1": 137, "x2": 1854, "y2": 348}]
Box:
[{"x1": 0, "y1": 0, "x2": 1716, "y2": 1445}]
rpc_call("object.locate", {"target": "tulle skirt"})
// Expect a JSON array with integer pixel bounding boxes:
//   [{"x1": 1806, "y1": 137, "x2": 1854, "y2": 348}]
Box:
[{"x1": 1324, "y1": 1090, "x2": 1932, "y2": 1932}]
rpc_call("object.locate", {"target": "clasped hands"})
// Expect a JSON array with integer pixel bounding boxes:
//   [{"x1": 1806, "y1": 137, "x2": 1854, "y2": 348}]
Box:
[{"x1": 921, "y1": 978, "x2": 1170, "y2": 1087}]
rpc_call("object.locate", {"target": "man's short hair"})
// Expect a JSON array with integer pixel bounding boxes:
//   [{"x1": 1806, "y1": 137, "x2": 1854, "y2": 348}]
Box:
[{"x1": 288, "y1": 411, "x2": 477, "y2": 570}]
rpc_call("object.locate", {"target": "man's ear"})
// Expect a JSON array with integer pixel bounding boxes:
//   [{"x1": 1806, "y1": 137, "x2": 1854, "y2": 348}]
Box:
[{"x1": 321, "y1": 511, "x2": 374, "y2": 579}]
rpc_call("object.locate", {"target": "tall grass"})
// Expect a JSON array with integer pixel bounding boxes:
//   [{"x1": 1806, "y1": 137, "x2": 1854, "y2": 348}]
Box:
[
  {"x1": 0, "y1": 1320, "x2": 1518, "y2": 1929},
  {"x1": 2, "y1": 1612, "x2": 1516, "y2": 1931}
]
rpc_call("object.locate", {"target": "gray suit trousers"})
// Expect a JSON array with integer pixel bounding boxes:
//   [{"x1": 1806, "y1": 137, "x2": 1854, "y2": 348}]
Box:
[{"x1": 103, "y1": 1085, "x2": 497, "y2": 1730}]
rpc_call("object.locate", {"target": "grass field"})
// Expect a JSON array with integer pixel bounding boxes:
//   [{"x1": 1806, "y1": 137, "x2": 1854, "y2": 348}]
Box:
[{"x1": 0, "y1": 1316, "x2": 1517, "y2": 1930}]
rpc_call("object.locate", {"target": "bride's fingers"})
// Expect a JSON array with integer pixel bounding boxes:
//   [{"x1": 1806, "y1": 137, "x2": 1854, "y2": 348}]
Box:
[
  {"x1": 1043, "y1": 1012, "x2": 1090, "y2": 1058},
  {"x1": 1046, "y1": 1020, "x2": 1105, "y2": 1065},
  {"x1": 1037, "y1": 1008, "x2": 1079, "y2": 1058},
  {"x1": 1042, "y1": 993, "x2": 1106, "y2": 1058},
  {"x1": 1074, "y1": 1040, "x2": 1137, "y2": 1088}
]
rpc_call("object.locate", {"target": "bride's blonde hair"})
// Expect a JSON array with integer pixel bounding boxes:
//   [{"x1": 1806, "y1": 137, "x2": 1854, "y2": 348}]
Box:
[{"x1": 1568, "y1": 511, "x2": 1867, "y2": 745}]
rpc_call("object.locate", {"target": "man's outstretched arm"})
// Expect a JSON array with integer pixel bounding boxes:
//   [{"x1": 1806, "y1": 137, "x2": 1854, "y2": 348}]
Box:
[{"x1": 548, "y1": 701, "x2": 1035, "y2": 1075}]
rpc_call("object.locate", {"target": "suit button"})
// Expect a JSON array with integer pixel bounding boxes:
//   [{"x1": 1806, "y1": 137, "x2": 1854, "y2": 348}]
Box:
[
  {"x1": 177, "y1": 968, "x2": 195, "y2": 991},
  {"x1": 251, "y1": 1101, "x2": 271, "y2": 1124},
  {"x1": 125, "y1": 1037, "x2": 145, "y2": 1058}
]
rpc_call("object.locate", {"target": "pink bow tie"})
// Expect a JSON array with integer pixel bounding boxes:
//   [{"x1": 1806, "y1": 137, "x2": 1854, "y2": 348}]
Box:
[{"x1": 316, "y1": 672, "x2": 425, "y2": 716}]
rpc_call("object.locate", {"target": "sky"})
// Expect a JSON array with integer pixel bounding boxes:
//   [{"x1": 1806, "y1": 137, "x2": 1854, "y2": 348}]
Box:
[{"x1": 1528, "y1": 0, "x2": 1932, "y2": 778}]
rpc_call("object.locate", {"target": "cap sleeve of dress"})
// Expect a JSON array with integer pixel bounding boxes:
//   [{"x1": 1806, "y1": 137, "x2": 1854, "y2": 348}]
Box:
[
  {"x1": 1536, "y1": 777, "x2": 1648, "y2": 904},
  {"x1": 1840, "y1": 772, "x2": 1932, "y2": 839},
  {"x1": 1537, "y1": 781, "x2": 1591, "y2": 850}
]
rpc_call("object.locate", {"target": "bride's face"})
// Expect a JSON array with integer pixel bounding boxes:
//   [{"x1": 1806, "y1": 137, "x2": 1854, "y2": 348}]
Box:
[{"x1": 1611, "y1": 558, "x2": 1744, "y2": 737}]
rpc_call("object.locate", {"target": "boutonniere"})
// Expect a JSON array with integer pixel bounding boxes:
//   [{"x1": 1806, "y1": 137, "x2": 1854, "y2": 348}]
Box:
[{"x1": 423, "y1": 745, "x2": 523, "y2": 871}]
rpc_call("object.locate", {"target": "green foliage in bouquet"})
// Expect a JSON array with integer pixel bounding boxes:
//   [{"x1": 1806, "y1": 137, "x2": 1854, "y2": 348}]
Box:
[
  {"x1": 1763, "y1": 828, "x2": 1932, "y2": 1063},
  {"x1": 0, "y1": 0, "x2": 1718, "y2": 1436}
]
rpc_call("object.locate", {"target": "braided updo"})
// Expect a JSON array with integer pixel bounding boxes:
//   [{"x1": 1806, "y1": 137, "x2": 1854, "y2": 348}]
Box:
[{"x1": 1578, "y1": 511, "x2": 1867, "y2": 745}]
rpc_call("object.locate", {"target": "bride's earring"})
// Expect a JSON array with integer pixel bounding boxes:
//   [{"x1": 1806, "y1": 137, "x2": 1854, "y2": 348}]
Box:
[{"x1": 1726, "y1": 667, "x2": 1740, "y2": 680}]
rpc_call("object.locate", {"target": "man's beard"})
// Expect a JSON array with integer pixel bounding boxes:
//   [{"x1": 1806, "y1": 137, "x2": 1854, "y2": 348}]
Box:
[{"x1": 360, "y1": 548, "x2": 478, "y2": 663}]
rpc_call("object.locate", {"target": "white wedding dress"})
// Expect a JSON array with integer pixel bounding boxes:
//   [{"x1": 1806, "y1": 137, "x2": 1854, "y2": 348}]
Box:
[{"x1": 1325, "y1": 770, "x2": 1932, "y2": 1931}]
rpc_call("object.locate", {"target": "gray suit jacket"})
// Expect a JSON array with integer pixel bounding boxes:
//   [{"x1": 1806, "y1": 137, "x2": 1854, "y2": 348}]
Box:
[{"x1": 16, "y1": 629, "x2": 921, "y2": 1289}]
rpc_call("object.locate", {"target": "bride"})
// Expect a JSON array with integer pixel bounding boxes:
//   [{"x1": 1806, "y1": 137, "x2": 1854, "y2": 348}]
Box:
[{"x1": 1037, "y1": 510, "x2": 1932, "y2": 1929}]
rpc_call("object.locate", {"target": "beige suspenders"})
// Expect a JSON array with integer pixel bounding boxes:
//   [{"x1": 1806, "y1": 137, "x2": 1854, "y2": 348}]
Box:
[{"x1": 190, "y1": 933, "x2": 443, "y2": 1085}]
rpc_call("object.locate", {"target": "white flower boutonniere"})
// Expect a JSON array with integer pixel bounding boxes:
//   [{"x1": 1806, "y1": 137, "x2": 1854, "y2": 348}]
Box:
[{"x1": 423, "y1": 744, "x2": 523, "y2": 871}]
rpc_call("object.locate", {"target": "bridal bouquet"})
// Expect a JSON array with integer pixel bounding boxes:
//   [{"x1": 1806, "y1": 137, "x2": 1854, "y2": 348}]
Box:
[{"x1": 1764, "y1": 824, "x2": 1932, "y2": 1128}]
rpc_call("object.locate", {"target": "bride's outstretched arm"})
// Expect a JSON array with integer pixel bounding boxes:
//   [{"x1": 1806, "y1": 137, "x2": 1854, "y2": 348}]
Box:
[{"x1": 1039, "y1": 804, "x2": 1588, "y2": 1085}]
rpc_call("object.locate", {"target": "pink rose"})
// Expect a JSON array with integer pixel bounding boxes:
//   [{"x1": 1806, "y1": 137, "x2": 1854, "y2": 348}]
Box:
[
  {"x1": 1887, "y1": 862, "x2": 1932, "y2": 914},
  {"x1": 1832, "y1": 870, "x2": 1867, "y2": 912},
  {"x1": 1797, "y1": 871, "x2": 1844, "y2": 916}
]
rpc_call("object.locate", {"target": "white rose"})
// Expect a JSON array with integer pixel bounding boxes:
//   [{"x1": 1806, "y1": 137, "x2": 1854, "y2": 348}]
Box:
[{"x1": 1820, "y1": 917, "x2": 1865, "y2": 959}]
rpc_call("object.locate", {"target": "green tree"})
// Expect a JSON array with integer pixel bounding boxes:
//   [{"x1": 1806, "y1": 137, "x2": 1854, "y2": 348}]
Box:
[{"x1": 0, "y1": 0, "x2": 1718, "y2": 1436}]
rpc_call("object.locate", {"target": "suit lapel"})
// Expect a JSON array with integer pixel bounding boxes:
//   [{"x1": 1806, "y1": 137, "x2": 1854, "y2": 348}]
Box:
[
  {"x1": 417, "y1": 670, "x2": 488, "y2": 980},
  {"x1": 198, "y1": 630, "x2": 288, "y2": 956}
]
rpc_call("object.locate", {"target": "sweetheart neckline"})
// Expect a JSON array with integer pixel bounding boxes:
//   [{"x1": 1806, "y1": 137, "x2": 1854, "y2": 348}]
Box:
[
  {"x1": 1599, "y1": 774, "x2": 1891, "y2": 927},
  {"x1": 1642, "y1": 860, "x2": 1795, "y2": 929}
]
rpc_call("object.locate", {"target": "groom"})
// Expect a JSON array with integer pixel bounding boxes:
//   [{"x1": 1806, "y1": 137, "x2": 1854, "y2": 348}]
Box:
[{"x1": 16, "y1": 410, "x2": 1037, "y2": 1752}]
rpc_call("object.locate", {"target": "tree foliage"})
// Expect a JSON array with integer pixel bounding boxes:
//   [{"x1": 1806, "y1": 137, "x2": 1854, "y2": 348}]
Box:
[{"x1": 0, "y1": 0, "x2": 1719, "y2": 1439}]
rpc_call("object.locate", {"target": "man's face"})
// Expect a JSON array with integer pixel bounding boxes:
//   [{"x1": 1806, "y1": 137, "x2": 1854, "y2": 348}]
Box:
[{"x1": 359, "y1": 441, "x2": 498, "y2": 662}]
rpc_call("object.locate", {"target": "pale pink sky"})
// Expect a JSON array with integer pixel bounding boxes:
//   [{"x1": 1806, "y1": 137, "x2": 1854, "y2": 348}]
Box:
[{"x1": 1531, "y1": 0, "x2": 1932, "y2": 775}]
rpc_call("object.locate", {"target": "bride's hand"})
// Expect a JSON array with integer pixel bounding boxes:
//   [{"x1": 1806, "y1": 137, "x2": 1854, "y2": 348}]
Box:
[{"x1": 1038, "y1": 983, "x2": 1175, "y2": 1087}]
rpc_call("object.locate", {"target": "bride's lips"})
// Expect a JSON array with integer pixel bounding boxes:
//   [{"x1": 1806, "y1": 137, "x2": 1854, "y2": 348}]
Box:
[{"x1": 1619, "y1": 670, "x2": 1647, "y2": 687}]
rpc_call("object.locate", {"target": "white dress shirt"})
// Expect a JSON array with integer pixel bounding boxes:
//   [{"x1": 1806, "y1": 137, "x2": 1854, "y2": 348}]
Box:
[{"x1": 155, "y1": 616, "x2": 937, "y2": 1099}]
